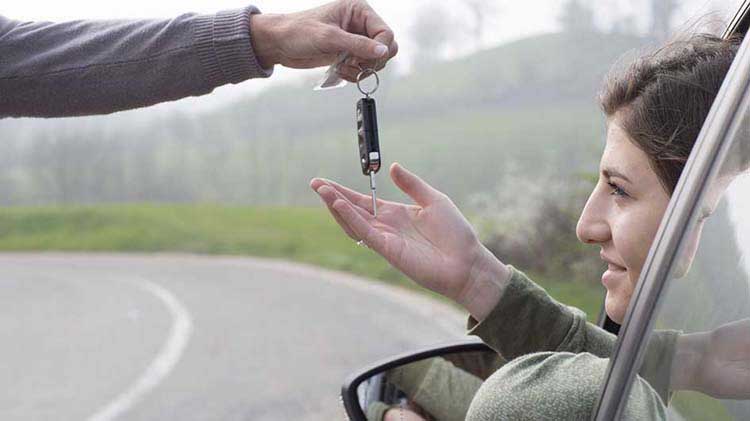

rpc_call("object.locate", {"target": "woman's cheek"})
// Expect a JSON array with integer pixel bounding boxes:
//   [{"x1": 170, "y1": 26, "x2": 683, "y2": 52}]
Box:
[{"x1": 612, "y1": 210, "x2": 655, "y2": 299}]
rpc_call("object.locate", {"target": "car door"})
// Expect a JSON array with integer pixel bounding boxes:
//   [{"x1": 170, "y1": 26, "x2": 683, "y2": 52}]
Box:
[{"x1": 594, "y1": 2, "x2": 750, "y2": 419}]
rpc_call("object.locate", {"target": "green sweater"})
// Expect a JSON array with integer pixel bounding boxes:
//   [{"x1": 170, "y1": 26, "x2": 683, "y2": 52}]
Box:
[
  {"x1": 368, "y1": 265, "x2": 677, "y2": 420},
  {"x1": 465, "y1": 265, "x2": 675, "y2": 420}
]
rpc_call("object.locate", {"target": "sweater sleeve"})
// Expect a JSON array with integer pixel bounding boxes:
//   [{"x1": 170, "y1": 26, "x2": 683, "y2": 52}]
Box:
[
  {"x1": 0, "y1": 6, "x2": 272, "y2": 118},
  {"x1": 466, "y1": 352, "x2": 667, "y2": 421},
  {"x1": 466, "y1": 265, "x2": 616, "y2": 359},
  {"x1": 387, "y1": 357, "x2": 484, "y2": 421},
  {"x1": 465, "y1": 265, "x2": 679, "y2": 402}
]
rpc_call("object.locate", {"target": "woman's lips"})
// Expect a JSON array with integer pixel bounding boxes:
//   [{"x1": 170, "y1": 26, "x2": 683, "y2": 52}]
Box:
[
  {"x1": 607, "y1": 263, "x2": 626, "y2": 272},
  {"x1": 602, "y1": 263, "x2": 627, "y2": 286}
]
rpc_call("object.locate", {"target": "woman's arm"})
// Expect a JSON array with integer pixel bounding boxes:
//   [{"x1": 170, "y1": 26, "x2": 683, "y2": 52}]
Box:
[
  {"x1": 466, "y1": 265, "x2": 617, "y2": 360},
  {"x1": 312, "y1": 163, "x2": 618, "y2": 356},
  {"x1": 312, "y1": 164, "x2": 613, "y2": 359}
]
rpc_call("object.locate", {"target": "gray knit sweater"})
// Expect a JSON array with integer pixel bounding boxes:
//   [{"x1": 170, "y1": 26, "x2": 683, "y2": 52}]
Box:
[{"x1": 0, "y1": 5, "x2": 272, "y2": 118}]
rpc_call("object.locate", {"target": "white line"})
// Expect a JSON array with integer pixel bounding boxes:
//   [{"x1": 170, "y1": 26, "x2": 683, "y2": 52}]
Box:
[
  {"x1": 207, "y1": 255, "x2": 468, "y2": 338},
  {"x1": 87, "y1": 278, "x2": 193, "y2": 421}
]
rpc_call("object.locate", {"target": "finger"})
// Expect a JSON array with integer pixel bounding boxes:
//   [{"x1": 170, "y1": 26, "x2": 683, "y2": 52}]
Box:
[
  {"x1": 311, "y1": 179, "x2": 359, "y2": 239},
  {"x1": 336, "y1": 64, "x2": 361, "y2": 83},
  {"x1": 332, "y1": 199, "x2": 385, "y2": 251},
  {"x1": 388, "y1": 40, "x2": 399, "y2": 59},
  {"x1": 318, "y1": 178, "x2": 379, "y2": 213},
  {"x1": 312, "y1": 178, "x2": 385, "y2": 218},
  {"x1": 357, "y1": 2, "x2": 395, "y2": 49},
  {"x1": 310, "y1": 178, "x2": 328, "y2": 192},
  {"x1": 371, "y1": 40, "x2": 397, "y2": 71},
  {"x1": 325, "y1": 201, "x2": 359, "y2": 240},
  {"x1": 329, "y1": 27, "x2": 389, "y2": 61},
  {"x1": 390, "y1": 162, "x2": 445, "y2": 207},
  {"x1": 316, "y1": 184, "x2": 372, "y2": 220},
  {"x1": 312, "y1": 177, "x2": 370, "y2": 208}
]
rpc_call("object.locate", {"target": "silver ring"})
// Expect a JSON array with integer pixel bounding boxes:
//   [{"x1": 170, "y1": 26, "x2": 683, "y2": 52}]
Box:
[
  {"x1": 356, "y1": 240, "x2": 369, "y2": 248},
  {"x1": 356, "y1": 68, "x2": 379, "y2": 97}
]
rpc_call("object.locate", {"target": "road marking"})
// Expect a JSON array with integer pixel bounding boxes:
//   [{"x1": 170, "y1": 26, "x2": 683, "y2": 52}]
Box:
[
  {"x1": 207, "y1": 255, "x2": 467, "y2": 338},
  {"x1": 87, "y1": 278, "x2": 193, "y2": 421}
]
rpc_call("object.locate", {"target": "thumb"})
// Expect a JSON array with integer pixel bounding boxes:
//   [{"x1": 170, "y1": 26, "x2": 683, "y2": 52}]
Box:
[
  {"x1": 329, "y1": 28, "x2": 389, "y2": 60},
  {"x1": 390, "y1": 163, "x2": 445, "y2": 207}
]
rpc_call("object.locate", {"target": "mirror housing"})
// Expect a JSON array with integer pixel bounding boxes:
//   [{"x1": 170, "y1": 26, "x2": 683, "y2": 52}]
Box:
[{"x1": 340, "y1": 338, "x2": 497, "y2": 421}]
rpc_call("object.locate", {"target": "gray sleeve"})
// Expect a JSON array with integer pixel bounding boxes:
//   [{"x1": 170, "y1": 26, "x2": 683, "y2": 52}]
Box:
[
  {"x1": 0, "y1": 6, "x2": 272, "y2": 118},
  {"x1": 466, "y1": 352, "x2": 667, "y2": 421}
]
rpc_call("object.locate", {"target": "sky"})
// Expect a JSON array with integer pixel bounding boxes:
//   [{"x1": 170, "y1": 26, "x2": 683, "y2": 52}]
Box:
[{"x1": 3, "y1": 0, "x2": 741, "y2": 111}]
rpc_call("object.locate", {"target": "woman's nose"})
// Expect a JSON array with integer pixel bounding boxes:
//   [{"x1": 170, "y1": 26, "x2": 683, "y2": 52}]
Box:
[{"x1": 576, "y1": 193, "x2": 611, "y2": 244}]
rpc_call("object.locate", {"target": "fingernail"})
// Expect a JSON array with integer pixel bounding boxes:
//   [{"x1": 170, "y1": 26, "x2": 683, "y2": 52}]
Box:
[{"x1": 374, "y1": 44, "x2": 388, "y2": 57}]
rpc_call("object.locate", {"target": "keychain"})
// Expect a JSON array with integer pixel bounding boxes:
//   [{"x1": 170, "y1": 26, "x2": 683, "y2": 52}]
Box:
[{"x1": 355, "y1": 67, "x2": 381, "y2": 217}]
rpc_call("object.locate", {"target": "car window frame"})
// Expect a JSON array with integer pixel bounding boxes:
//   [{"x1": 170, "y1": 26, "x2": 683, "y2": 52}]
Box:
[{"x1": 593, "y1": 2, "x2": 750, "y2": 419}]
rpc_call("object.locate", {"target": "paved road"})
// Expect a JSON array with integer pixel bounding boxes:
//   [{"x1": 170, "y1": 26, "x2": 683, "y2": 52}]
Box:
[{"x1": 0, "y1": 253, "x2": 465, "y2": 421}]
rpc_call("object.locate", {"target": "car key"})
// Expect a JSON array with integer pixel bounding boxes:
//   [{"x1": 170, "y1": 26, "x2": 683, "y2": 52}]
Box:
[{"x1": 356, "y1": 68, "x2": 381, "y2": 217}]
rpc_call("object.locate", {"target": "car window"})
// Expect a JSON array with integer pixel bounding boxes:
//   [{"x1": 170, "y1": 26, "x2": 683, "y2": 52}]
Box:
[{"x1": 616, "y1": 64, "x2": 750, "y2": 420}]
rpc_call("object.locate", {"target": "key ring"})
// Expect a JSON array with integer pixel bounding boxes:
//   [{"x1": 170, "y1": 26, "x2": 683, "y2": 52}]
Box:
[{"x1": 356, "y1": 67, "x2": 380, "y2": 97}]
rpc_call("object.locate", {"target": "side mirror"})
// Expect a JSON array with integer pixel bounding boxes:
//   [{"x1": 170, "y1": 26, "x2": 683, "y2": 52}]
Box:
[{"x1": 341, "y1": 338, "x2": 502, "y2": 421}]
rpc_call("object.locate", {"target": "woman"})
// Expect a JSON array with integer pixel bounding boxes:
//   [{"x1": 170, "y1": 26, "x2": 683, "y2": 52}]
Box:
[{"x1": 312, "y1": 33, "x2": 749, "y2": 420}]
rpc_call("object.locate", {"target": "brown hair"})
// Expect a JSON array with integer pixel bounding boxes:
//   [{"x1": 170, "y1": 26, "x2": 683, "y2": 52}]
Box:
[{"x1": 599, "y1": 34, "x2": 741, "y2": 193}]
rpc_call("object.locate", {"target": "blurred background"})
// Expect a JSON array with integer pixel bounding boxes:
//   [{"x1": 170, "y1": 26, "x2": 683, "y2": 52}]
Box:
[{"x1": 0, "y1": 0, "x2": 742, "y2": 315}]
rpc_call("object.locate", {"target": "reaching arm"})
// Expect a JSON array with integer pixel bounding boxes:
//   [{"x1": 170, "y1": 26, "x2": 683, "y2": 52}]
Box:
[
  {"x1": 0, "y1": 0, "x2": 397, "y2": 118},
  {"x1": 0, "y1": 6, "x2": 270, "y2": 118}
]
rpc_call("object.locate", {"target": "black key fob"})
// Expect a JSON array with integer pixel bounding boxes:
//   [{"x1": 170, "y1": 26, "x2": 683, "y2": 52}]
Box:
[{"x1": 356, "y1": 97, "x2": 380, "y2": 176}]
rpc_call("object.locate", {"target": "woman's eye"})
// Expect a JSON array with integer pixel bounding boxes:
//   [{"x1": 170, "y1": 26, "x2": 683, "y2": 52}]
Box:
[{"x1": 607, "y1": 182, "x2": 628, "y2": 197}]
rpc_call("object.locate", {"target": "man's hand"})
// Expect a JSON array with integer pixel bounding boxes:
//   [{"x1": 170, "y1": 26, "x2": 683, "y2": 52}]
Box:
[{"x1": 250, "y1": 0, "x2": 398, "y2": 80}]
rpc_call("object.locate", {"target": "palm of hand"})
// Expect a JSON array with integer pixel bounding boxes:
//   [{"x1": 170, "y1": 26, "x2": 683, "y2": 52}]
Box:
[
  {"x1": 311, "y1": 164, "x2": 482, "y2": 302},
  {"x1": 367, "y1": 198, "x2": 479, "y2": 300}
]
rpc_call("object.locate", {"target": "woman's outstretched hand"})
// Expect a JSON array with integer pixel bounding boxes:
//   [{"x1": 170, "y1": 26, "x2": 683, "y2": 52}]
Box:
[{"x1": 310, "y1": 163, "x2": 511, "y2": 320}]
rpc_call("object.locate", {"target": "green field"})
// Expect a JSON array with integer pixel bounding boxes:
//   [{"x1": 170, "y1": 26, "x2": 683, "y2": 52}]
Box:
[{"x1": 0, "y1": 204, "x2": 604, "y2": 319}]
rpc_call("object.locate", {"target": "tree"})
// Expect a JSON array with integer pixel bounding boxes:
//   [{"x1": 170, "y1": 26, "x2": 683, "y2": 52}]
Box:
[
  {"x1": 462, "y1": 0, "x2": 500, "y2": 49},
  {"x1": 650, "y1": 0, "x2": 678, "y2": 41},
  {"x1": 558, "y1": 0, "x2": 597, "y2": 34},
  {"x1": 410, "y1": 4, "x2": 452, "y2": 66},
  {"x1": 610, "y1": 15, "x2": 639, "y2": 36}
]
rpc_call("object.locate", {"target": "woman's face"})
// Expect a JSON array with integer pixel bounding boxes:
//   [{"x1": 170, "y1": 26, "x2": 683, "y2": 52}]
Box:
[{"x1": 576, "y1": 117, "x2": 671, "y2": 324}]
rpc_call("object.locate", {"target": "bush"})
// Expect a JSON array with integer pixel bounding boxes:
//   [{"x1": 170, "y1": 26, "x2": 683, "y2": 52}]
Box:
[{"x1": 469, "y1": 171, "x2": 604, "y2": 284}]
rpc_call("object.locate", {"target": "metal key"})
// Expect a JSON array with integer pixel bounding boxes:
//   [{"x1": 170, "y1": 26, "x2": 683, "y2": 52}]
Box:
[{"x1": 356, "y1": 68, "x2": 381, "y2": 217}]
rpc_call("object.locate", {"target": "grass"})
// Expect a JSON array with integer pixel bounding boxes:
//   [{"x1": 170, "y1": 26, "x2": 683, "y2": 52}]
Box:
[{"x1": 0, "y1": 204, "x2": 604, "y2": 319}]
